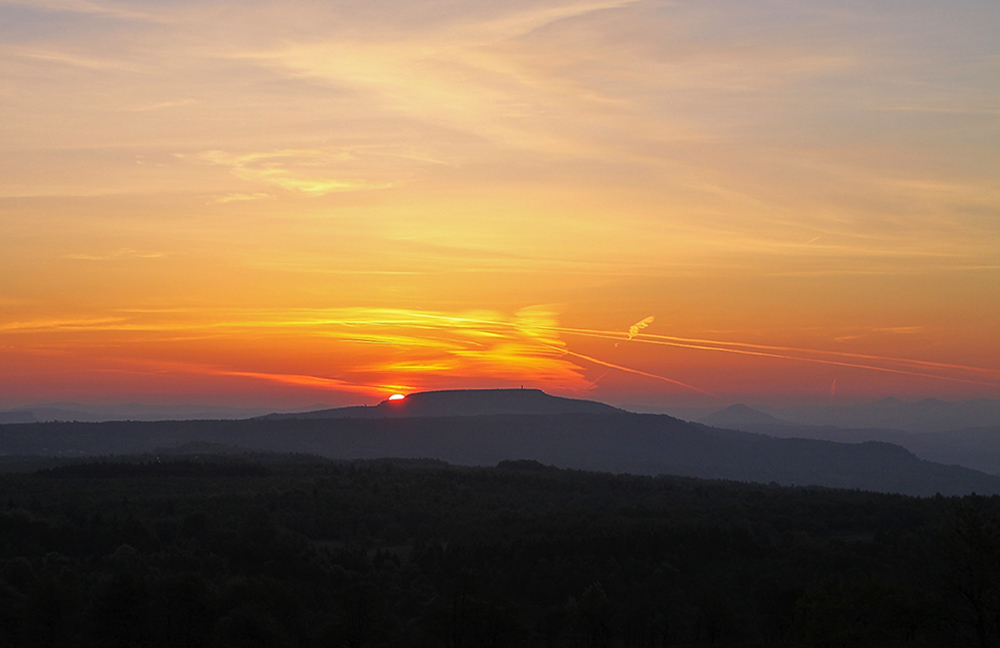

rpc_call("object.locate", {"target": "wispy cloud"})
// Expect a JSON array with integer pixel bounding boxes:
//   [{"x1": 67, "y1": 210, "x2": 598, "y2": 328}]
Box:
[
  {"x1": 872, "y1": 326, "x2": 923, "y2": 335},
  {"x1": 63, "y1": 248, "x2": 166, "y2": 261},
  {"x1": 125, "y1": 98, "x2": 197, "y2": 112},
  {"x1": 208, "y1": 193, "x2": 274, "y2": 204},
  {"x1": 0, "y1": 306, "x2": 594, "y2": 394},
  {"x1": 185, "y1": 150, "x2": 397, "y2": 195},
  {"x1": 627, "y1": 316, "x2": 654, "y2": 340},
  {"x1": 0, "y1": 317, "x2": 127, "y2": 332},
  {"x1": 227, "y1": 2, "x2": 661, "y2": 157},
  {"x1": 195, "y1": 366, "x2": 408, "y2": 396},
  {"x1": 5, "y1": 45, "x2": 141, "y2": 71},
  {"x1": 0, "y1": 0, "x2": 164, "y2": 22}
]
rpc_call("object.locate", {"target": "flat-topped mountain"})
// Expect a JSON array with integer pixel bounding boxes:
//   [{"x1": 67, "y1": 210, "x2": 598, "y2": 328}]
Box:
[{"x1": 260, "y1": 388, "x2": 623, "y2": 419}]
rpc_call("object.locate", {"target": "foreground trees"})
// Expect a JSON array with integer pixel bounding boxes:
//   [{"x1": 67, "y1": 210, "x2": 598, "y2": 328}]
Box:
[{"x1": 0, "y1": 457, "x2": 996, "y2": 646}]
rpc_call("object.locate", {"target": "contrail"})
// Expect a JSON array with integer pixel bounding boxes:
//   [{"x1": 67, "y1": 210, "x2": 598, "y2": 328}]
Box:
[
  {"x1": 550, "y1": 325, "x2": 1000, "y2": 377},
  {"x1": 636, "y1": 331, "x2": 1000, "y2": 377},
  {"x1": 555, "y1": 346, "x2": 715, "y2": 396},
  {"x1": 529, "y1": 316, "x2": 712, "y2": 394},
  {"x1": 549, "y1": 326, "x2": 1000, "y2": 388}
]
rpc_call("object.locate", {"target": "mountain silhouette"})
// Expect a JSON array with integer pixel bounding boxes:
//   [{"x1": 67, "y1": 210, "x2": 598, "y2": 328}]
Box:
[
  {"x1": 6, "y1": 389, "x2": 1000, "y2": 496},
  {"x1": 260, "y1": 388, "x2": 623, "y2": 419}
]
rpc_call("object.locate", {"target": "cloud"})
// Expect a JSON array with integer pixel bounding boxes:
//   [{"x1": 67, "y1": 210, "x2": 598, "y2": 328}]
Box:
[
  {"x1": 5, "y1": 45, "x2": 141, "y2": 71},
  {"x1": 627, "y1": 316, "x2": 654, "y2": 340},
  {"x1": 872, "y1": 326, "x2": 923, "y2": 335},
  {"x1": 0, "y1": 305, "x2": 594, "y2": 394},
  {"x1": 0, "y1": 317, "x2": 127, "y2": 332},
  {"x1": 226, "y1": 2, "x2": 656, "y2": 157},
  {"x1": 125, "y1": 98, "x2": 197, "y2": 111},
  {"x1": 208, "y1": 193, "x2": 274, "y2": 204},
  {"x1": 186, "y1": 150, "x2": 398, "y2": 195},
  {"x1": 63, "y1": 248, "x2": 166, "y2": 261},
  {"x1": 0, "y1": 0, "x2": 163, "y2": 22},
  {"x1": 198, "y1": 367, "x2": 404, "y2": 395}
]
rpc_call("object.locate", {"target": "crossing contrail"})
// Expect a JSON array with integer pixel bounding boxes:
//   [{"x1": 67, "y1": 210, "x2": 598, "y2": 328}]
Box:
[
  {"x1": 545, "y1": 326, "x2": 1000, "y2": 388},
  {"x1": 551, "y1": 345, "x2": 714, "y2": 396}
]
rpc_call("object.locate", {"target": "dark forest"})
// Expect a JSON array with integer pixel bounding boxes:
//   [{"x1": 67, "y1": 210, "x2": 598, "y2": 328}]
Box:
[{"x1": 2, "y1": 454, "x2": 999, "y2": 647}]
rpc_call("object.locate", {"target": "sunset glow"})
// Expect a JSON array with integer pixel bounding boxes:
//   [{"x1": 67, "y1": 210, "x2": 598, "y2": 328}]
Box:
[{"x1": 1, "y1": 0, "x2": 998, "y2": 412}]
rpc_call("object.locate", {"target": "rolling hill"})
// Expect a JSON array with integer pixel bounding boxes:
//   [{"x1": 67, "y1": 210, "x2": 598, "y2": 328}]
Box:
[{"x1": 3, "y1": 388, "x2": 1000, "y2": 496}]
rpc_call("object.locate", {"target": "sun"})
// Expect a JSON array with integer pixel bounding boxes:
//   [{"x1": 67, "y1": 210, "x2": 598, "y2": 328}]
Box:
[{"x1": 388, "y1": 393, "x2": 406, "y2": 401}]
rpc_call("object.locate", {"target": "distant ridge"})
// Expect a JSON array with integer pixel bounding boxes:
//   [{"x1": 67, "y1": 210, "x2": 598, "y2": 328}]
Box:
[
  {"x1": 0, "y1": 410, "x2": 36, "y2": 424},
  {"x1": 259, "y1": 388, "x2": 624, "y2": 420},
  {"x1": 700, "y1": 404, "x2": 791, "y2": 430},
  {"x1": 5, "y1": 413, "x2": 1000, "y2": 496},
  {"x1": 763, "y1": 397, "x2": 1000, "y2": 434}
]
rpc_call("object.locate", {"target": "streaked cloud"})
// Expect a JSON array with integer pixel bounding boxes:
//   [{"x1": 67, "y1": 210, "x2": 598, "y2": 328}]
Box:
[
  {"x1": 0, "y1": 306, "x2": 594, "y2": 397},
  {"x1": 63, "y1": 248, "x2": 166, "y2": 261},
  {"x1": 0, "y1": 317, "x2": 128, "y2": 332},
  {"x1": 208, "y1": 193, "x2": 274, "y2": 204},
  {"x1": 0, "y1": 0, "x2": 162, "y2": 22},
  {"x1": 125, "y1": 98, "x2": 197, "y2": 112},
  {"x1": 186, "y1": 150, "x2": 399, "y2": 195},
  {"x1": 3, "y1": 45, "x2": 141, "y2": 72}
]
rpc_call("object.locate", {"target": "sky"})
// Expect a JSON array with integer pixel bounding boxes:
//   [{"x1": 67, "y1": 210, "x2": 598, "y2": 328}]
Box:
[{"x1": 1, "y1": 0, "x2": 998, "y2": 412}]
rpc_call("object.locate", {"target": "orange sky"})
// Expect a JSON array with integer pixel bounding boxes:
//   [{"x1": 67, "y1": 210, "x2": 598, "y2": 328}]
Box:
[{"x1": 1, "y1": 0, "x2": 998, "y2": 411}]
